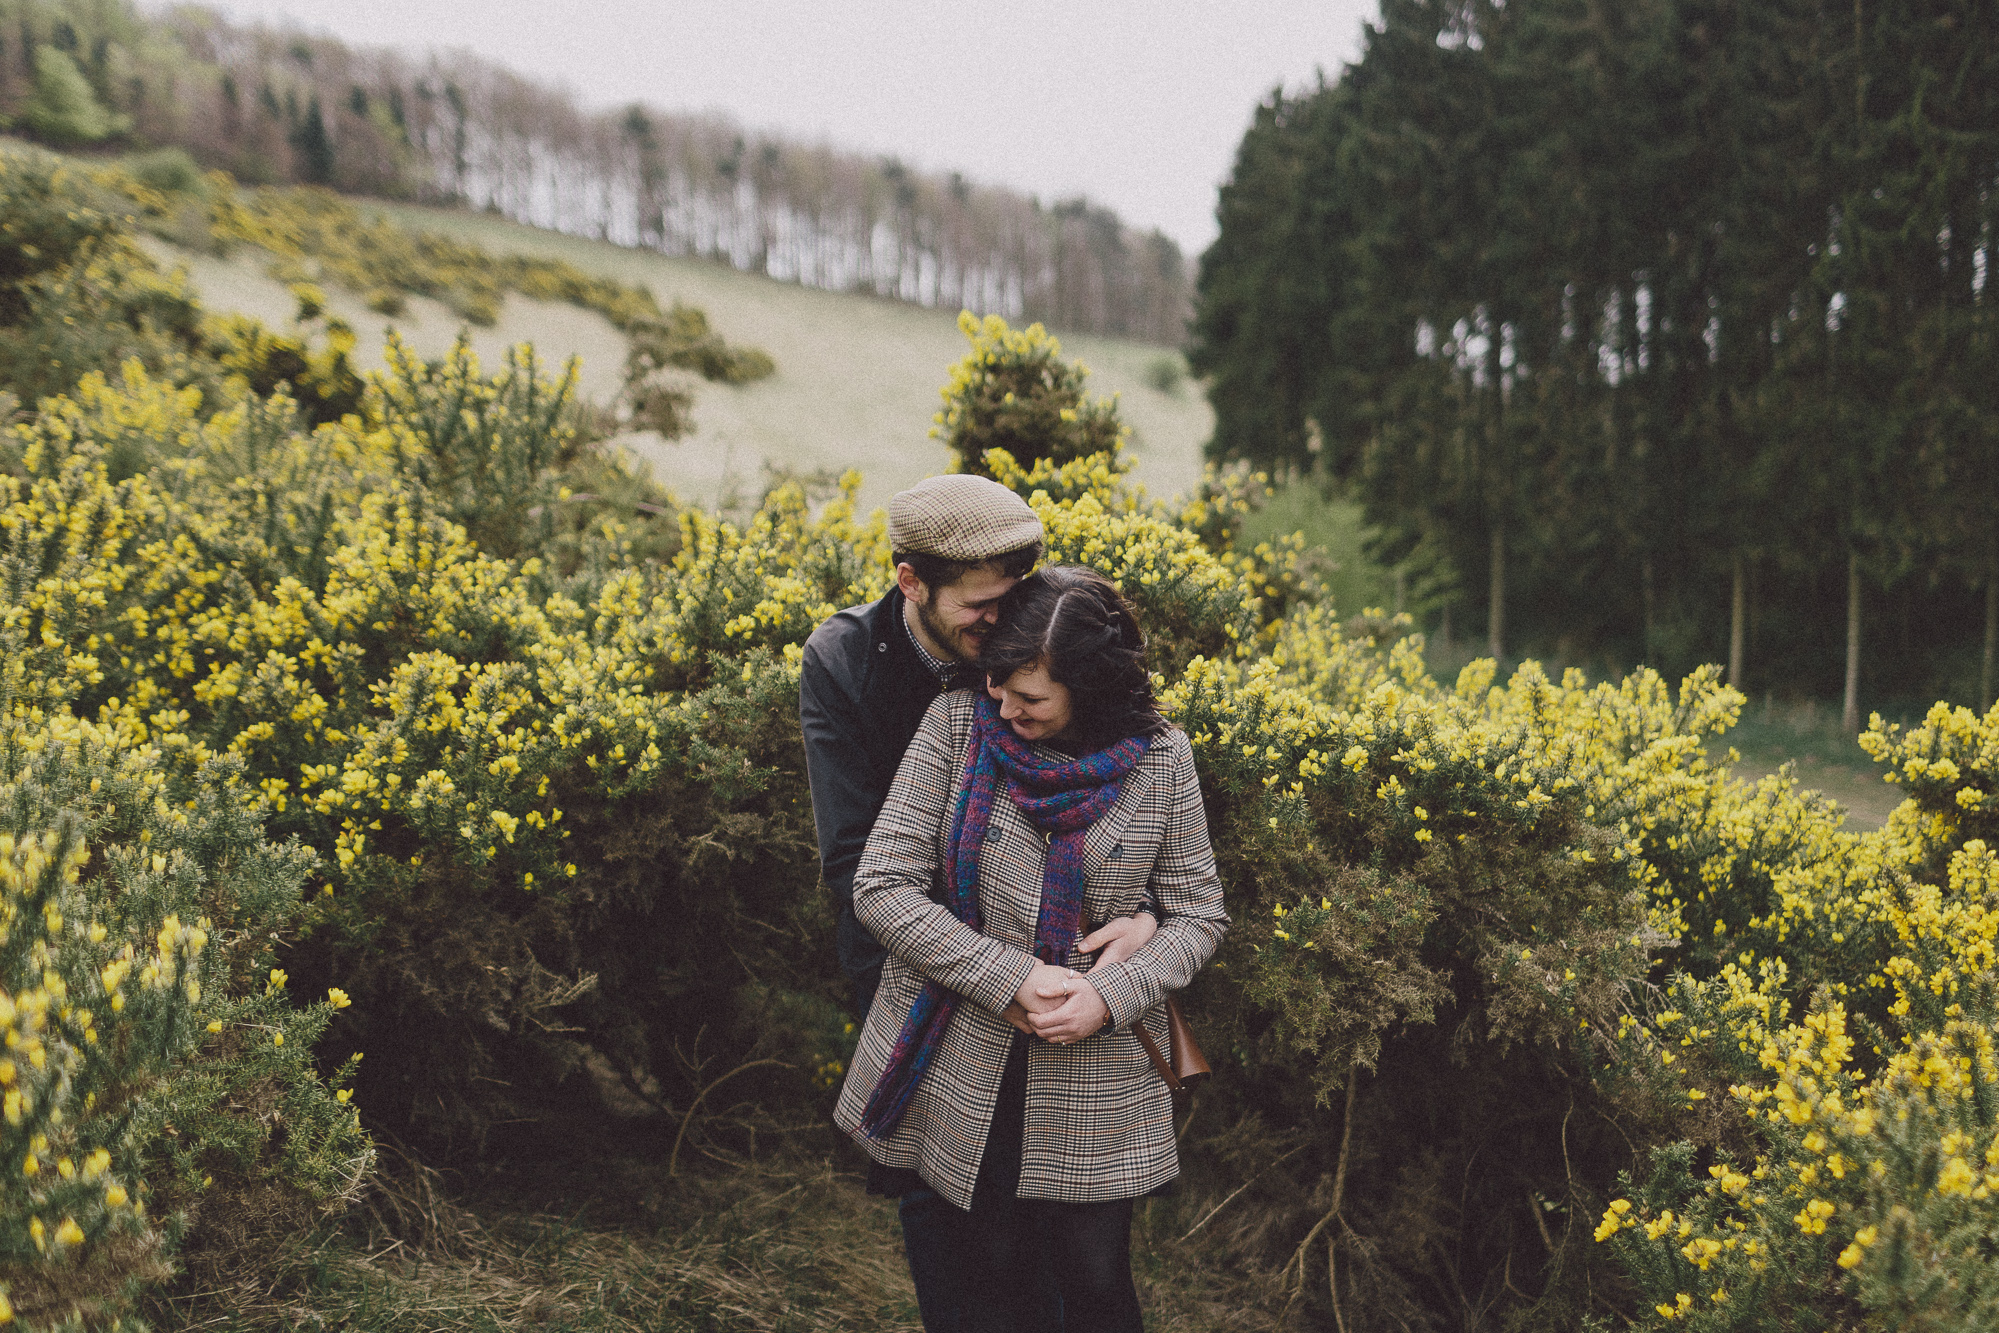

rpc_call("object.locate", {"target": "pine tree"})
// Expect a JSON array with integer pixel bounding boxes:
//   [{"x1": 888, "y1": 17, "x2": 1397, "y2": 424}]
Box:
[{"x1": 289, "y1": 95, "x2": 334, "y2": 184}]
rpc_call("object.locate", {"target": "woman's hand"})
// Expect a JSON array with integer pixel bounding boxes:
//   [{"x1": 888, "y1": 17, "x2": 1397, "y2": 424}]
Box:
[
  {"x1": 1016, "y1": 962, "x2": 1074, "y2": 1016},
  {"x1": 999, "y1": 1001, "x2": 1037, "y2": 1035},
  {"x1": 1078, "y1": 912, "x2": 1158, "y2": 968},
  {"x1": 1030, "y1": 971, "x2": 1111, "y2": 1045}
]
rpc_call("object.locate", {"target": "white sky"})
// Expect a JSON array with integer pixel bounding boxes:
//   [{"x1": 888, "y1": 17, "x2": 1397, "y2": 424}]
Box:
[{"x1": 187, "y1": 0, "x2": 1380, "y2": 257}]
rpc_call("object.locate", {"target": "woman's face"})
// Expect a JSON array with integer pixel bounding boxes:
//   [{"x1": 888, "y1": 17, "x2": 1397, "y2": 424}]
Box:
[{"x1": 990, "y1": 660, "x2": 1074, "y2": 747}]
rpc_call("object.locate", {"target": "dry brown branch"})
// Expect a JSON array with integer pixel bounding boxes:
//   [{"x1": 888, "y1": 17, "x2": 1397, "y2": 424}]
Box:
[
  {"x1": 1175, "y1": 1144, "x2": 1307, "y2": 1244},
  {"x1": 1280, "y1": 1065, "x2": 1359, "y2": 1328},
  {"x1": 668, "y1": 1058, "x2": 792, "y2": 1177}
]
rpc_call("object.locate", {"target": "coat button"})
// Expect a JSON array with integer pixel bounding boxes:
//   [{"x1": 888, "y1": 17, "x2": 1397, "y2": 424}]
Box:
[{"x1": 877, "y1": 642, "x2": 888, "y2": 653}]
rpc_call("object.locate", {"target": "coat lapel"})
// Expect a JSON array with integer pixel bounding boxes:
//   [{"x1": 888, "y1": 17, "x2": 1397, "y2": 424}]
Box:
[{"x1": 1083, "y1": 736, "x2": 1163, "y2": 874}]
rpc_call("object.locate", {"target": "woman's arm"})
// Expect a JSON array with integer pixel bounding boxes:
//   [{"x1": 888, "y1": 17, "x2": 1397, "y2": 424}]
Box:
[
  {"x1": 851, "y1": 697, "x2": 1042, "y2": 1018},
  {"x1": 1071, "y1": 732, "x2": 1228, "y2": 1030}
]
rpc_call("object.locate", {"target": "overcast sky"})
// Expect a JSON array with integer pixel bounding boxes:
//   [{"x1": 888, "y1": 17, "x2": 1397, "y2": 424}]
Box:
[{"x1": 191, "y1": 0, "x2": 1380, "y2": 256}]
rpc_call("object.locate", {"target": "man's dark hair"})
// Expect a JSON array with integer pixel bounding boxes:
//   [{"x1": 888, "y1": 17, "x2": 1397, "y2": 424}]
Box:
[
  {"x1": 893, "y1": 542, "x2": 1042, "y2": 592},
  {"x1": 977, "y1": 564, "x2": 1167, "y2": 754}
]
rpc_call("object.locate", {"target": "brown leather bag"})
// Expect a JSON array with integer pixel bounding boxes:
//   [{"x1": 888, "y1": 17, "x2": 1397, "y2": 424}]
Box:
[{"x1": 1133, "y1": 995, "x2": 1211, "y2": 1110}]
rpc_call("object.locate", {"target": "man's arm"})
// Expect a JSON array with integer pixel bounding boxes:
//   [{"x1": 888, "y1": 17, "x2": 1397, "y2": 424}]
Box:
[{"x1": 799, "y1": 631, "x2": 877, "y2": 919}]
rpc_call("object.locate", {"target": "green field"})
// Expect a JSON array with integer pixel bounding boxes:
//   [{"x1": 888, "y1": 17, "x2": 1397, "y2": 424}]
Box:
[{"x1": 144, "y1": 204, "x2": 1213, "y2": 517}]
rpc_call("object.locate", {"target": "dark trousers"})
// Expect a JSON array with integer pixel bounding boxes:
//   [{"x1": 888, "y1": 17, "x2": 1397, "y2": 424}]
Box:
[
  {"x1": 955, "y1": 1032, "x2": 1136, "y2": 1332},
  {"x1": 957, "y1": 1189, "x2": 1142, "y2": 1333}
]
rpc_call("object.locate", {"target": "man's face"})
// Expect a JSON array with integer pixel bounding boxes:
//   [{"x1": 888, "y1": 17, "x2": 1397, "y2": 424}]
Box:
[{"x1": 901, "y1": 562, "x2": 1020, "y2": 662}]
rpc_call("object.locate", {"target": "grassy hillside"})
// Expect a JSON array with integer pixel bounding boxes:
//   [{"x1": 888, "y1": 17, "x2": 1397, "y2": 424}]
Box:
[{"x1": 146, "y1": 201, "x2": 1213, "y2": 515}]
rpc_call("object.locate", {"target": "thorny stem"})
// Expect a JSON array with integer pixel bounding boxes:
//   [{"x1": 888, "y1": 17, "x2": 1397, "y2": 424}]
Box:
[{"x1": 668, "y1": 1058, "x2": 790, "y2": 1178}]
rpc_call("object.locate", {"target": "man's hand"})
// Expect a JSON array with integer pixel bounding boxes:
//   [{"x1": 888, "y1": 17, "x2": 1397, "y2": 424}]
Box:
[
  {"x1": 1030, "y1": 974, "x2": 1111, "y2": 1045},
  {"x1": 1078, "y1": 912, "x2": 1158, "y2": 968}
]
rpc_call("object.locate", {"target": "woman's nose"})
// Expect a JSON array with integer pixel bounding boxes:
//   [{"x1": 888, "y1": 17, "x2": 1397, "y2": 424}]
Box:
[{"x1": 999, "y1": 695, "x2": 1019, "y2": 719}]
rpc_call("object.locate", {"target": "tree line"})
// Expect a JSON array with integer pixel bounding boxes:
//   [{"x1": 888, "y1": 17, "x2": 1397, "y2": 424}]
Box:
[
  {"x1": 1191, "y1": 0, "x2": 1999, "y2": 722},
  {"x1": 0, "y1": 0, "x2": 1188, "y2": 342}
]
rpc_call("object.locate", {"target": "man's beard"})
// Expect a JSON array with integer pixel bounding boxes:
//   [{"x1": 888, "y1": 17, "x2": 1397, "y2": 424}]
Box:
[{"x1": 915, "y1": 595, "x2": 979, "y2": 663}]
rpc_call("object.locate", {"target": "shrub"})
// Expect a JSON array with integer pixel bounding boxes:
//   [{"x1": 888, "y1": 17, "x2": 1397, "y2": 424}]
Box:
[
  {"x1": 934, "y1": 311, "x2": 1126, "y2": 477},
  {"x1": 623, "y1": 304, "x2": 776, "y2": 386},
  {"x1": 1580, "y1": 706, "x2": 1999, "y2": 1330},
  {"x1": 0, "y1": 303, "x2": 1733, "y2": 1325},
  {"x1": 0, "y1": 154, "x2": 211, "y2": 412},
  {"x1": 121, "y1": 150, "x2": 207, "y2": 200},
  {"x1": 203, "y1": 313, "x2": 364, "y2": 426},
  {"x1": 18, "y1": 48, "x2": 125, "y2": 148},
  {"x1": 0, "y1": 644, "x2": 368, "y2": 1328}
]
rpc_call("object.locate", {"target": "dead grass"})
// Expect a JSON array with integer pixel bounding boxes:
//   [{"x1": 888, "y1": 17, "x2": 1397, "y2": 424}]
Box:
[
  {"x1": 153, "y1": 1141, "x2": 925, "y2": 1333},
  {"x1": 147, "y1": 1112, "x2": 1302, "y2": 1333}
]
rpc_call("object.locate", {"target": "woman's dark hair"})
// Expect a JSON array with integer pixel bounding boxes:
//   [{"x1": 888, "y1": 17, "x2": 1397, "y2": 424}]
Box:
[{"x1": 977, "y1": 564, "x2": 1167, "y2": 753}]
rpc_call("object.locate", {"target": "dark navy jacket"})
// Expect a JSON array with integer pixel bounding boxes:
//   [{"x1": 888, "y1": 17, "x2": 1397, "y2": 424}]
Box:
[{"x1": 800, "y1": 589, "x2": 960, "y2": 982}]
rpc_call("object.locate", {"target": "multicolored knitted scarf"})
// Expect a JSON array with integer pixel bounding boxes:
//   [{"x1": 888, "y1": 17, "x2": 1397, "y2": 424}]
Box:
[{"x1": 857, "y1": 693, "x2": 1151, "y2": 1139}]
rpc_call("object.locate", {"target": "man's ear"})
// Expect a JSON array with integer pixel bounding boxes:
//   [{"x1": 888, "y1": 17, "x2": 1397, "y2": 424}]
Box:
[{"x1": 895, "y1": 563, "x2": 928, "y2": 604}]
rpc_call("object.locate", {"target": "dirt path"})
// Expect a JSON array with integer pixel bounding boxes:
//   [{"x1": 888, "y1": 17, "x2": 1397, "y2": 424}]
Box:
[{"x1": 1719, "y1": 755, "x2": 1901, "y2": 831}]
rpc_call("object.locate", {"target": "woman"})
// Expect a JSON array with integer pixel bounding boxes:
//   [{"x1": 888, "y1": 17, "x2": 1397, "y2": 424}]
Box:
[{"x1": 834, "y1": 564, "x2": 1229, "y2": 1332}]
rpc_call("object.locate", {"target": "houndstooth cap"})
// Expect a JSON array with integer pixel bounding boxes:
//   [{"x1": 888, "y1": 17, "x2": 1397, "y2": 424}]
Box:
[{"x1": 887, "y1": 474, "x2": 1043, "y2": 561}]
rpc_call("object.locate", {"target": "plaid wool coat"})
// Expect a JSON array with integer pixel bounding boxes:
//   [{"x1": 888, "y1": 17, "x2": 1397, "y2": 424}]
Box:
[{"x1": 832, "y1": 691, "x2": 1229, "y2": 1208}]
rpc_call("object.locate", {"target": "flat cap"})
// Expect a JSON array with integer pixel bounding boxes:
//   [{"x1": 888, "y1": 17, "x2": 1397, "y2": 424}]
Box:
[{"x1": 887, "y1": 474, "x2": 1043, "y2": 562}]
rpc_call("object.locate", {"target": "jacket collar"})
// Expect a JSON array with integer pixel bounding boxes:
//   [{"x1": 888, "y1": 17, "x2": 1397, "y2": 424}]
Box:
[{"x1": 869, "y1": 588, "x2": 969, "y2": 691}]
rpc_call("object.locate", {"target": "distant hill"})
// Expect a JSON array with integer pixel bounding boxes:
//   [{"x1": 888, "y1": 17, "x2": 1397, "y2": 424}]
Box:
[
  {"x1": 2, "y1": 0, "x2": 1188, "y2": 341},
  {"x1": 149, "y1": 200, "x2": 1213, "y2": 514}
]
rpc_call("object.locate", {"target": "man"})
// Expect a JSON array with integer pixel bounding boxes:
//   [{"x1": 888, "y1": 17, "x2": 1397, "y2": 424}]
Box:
[
  {"x1": 802, "y1": 472, "x2": 1046, "y2": 1016},
  {"x1": 800, "y1": 473, "x2": 1155, "y2": 1332}
]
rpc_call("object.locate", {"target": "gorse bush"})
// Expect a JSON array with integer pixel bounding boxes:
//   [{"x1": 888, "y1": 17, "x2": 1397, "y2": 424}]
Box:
[
  {"x1": 1587, "y1": 704, "x2": 1999, "y2": 1331},
  {"x1": 0, "y1": 153, "x2": 210, "y2": 416},
  {"x1": 934, "y1": 312, "x2": 1126, "y2": 478},
  {"x1": 0, "y1": 646, "x2": 369, "y2": 1326},
  {"x1": 2, "y1": 336, "x2": 837, "y2": 1153},
  {"x1": 0, "y1": 141, "x2": 794, "y2": 1329}
]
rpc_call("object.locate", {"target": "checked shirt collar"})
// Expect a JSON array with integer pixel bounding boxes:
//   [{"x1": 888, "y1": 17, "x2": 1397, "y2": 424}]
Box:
[{"x1": 902, "y1": 598, "x2": 971, "y2": 690}]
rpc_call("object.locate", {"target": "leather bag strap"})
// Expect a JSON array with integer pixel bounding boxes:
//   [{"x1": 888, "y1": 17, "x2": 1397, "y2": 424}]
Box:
[
  {"x1": 1164, "y1": 994, "x2": 1211, "y2": 1088},
  {"x1": 1134, "y1": 1018, "x2": 1184, "y2": 1095}
]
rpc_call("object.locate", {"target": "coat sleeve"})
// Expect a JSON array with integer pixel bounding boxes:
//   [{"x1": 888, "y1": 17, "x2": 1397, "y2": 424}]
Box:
[
  {"x1": 852, "y1": 697, "x2": 1040, "y2": 1016},
  {"x1": 1087, "y1": 731, "x2": 1229, "y2": 1029},
  {"x1": 799, "y1": 627, "x2": 875, "y2": 916}
]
